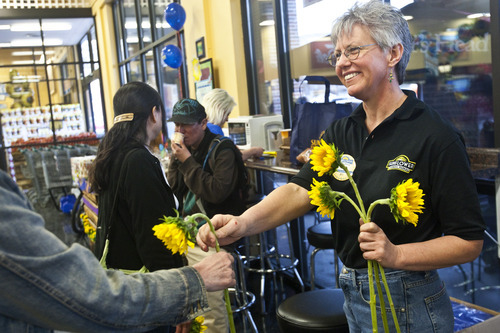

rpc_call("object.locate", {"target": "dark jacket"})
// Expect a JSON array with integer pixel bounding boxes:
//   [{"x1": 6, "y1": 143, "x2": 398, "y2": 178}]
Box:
[
  {"x1": 95, "y1": 145, "x2": 185, "y2": 271},
  {"x1": 167, "y1": 129, "x2": 246, "y2": 218}
]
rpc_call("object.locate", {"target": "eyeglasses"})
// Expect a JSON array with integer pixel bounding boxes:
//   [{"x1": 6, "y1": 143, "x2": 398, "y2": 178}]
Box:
[{"x1": 327, "y1": 43, "x2": 377, "y2": 67}]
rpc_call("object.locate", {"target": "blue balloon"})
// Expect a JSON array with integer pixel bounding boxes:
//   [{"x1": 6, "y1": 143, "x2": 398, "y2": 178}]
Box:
[
  {"x1": 164, "y1": 3, "x2": 186, "y2": 31},
  {"x1": 162, "y1": 45, "x2": 183, "y2": 68}
]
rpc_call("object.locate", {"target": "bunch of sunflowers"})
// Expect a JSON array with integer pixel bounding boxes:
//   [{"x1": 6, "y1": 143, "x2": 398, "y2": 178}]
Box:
[{"x1": 307, "y1": 139, "x2": 425, "y2": 333}]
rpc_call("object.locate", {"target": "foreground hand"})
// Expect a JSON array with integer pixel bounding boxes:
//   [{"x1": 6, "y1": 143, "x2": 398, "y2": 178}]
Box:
[
  {"x1": 175, "y1": 321, "x2": 191, "y2": 333},
  {"x1": 171, "y1": 140, "x2": 191, "y2": 163},
  {"x1": 358, "y1": 218, "x2": 400, "y2": 268},
  {"x1": 193, "y1": 251, "x2": 235, "y2": 292},
  {"x1": 196, "y1": 214, "x2": 245, "y2": 251}
]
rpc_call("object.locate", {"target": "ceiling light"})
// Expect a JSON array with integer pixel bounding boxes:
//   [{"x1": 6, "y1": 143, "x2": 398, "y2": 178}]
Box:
[
  {"x1": 125, "y1": 36, "x2": 151, "y2": 44},
  {"x1": 125, "y1": 21, "x2": 152, "y2": 29},
  {"x1": 12, "y1": 75, "x2": 41, "y2": 82},
  {"x1": 403, "y1": 15, "x2": 413, "y2": 21},
  {"x1": 0, "y1": 42, "x2": 10, "y2": 47},
  {"x1": 10, "y1": 22, "x2": 72, "y2": 31},
  {"x1": 259, "y1": 20, "x2": 275, "y2": 27},
  {"x1": 467, "y1": 13, "x2": 491, "y2": 19},
  {"x1": 438, "y1": 63, "x2": 452, "y2": 74},
  {"x1": 12, "y1": 50, "x2": 55, "y2": 56},
  {"x1": 12, "y1": 60, "x2": 39, "y2": 65},
  {"x1": 11, "y1": 38, "x2": 63, "y2": 47},
  {"x1": 0, "y1": 24, "x2": 10, "y2": 30},
  {"x1": 156, "y1": 22, "x2": 171, "y2": 29},
  {"x1": 124, "y1": 21, "x2": 137, "y2": 29}
]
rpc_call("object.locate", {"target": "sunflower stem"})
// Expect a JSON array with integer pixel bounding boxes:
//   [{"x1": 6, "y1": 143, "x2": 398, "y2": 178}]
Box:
[
  {"x1": 191, "y1": 213, "x2": 236, "y2": 333},
  {"x1": 378, "y1": 264, "x2": 401, "y2": 333},
  {"x1": 368, "y1": 260, "x2": 378, "y2": 333},
  {"x1": 374, "y1": 263, "x2": 389, "y2": 333},
  {"x1": 366, "y1": 199, "x2": 391, "y2": 222},
  {"x1": 339, "y1": 163, "x2": 367, "y2": 218},
  {"x1": 334, "y1": 191, "x2": 364, "y2": 219}
]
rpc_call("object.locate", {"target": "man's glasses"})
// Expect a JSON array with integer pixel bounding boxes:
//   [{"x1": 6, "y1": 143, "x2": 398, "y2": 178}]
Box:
[{"x1": 327, "y1": 43, "x2": 377, "y2": 67}]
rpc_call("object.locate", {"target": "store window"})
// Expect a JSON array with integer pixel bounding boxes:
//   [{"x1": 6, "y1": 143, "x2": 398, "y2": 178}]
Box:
[
  {"x1": 243, "y1": 0, "x2": 282, "y2": 116},
  {"x1": 0, "y1": 15, "x2": 105, "y2": 181},
  {"x1": 284, "y1": 0, "x2": 494, "y2": 148},
  {"x1": 401, "y1": 0, "x2": 493, "y2": 148},
  {"x1": 114, "y1": 0, "x2": 187, "y2": 141},
  {"x1": 79, "y1": 26, "x2": 105, "y2": 137}
]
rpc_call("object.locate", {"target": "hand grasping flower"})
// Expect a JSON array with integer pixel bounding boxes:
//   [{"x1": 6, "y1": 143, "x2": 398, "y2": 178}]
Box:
[{"x1": 153, "y1": 212, "x2": 236, "y2": 333}]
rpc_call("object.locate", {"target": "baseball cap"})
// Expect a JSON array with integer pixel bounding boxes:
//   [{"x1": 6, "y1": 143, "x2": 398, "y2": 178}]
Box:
[{"x1": 168, "y1": 98, "x2": 207, "y2": 124}]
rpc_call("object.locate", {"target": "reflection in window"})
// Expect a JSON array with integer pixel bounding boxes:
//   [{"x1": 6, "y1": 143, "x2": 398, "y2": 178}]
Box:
[
  {"x1": 90, "y1": 26, "x2": 99, "y2": 71},
  {"x1": 123, "y1": 0, "x2": 140, "y2": 58},
  {"x1": 81, "y1": 35, "x2": 92, "y2": 77},
  {"x1": 90, "y1": 79, "x2": 105, "y2": 137},
  {"x1": 114, "y1": 0, "x2": 185, "y2": 141},
  {"x1": 401, "y1": 0, "x2": 492, "y2": 147},
  {"x1": 249, "y1": 0, "x2": 281, "y2": 115},
  {"x1": 129, "y1": 57, "x2": 142, "y2": 82},
  {"x1": 145, "y1": 50, "x2": 157, "y2": 88},
  {"x1": 159, "y1": 40, "x2": 181, "y2": 141}
]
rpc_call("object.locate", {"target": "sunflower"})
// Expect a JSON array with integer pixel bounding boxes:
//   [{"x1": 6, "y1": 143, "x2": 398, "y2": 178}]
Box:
[
  {"x1": 190, "y1": 316, "x2": 207, "y2": 333},
  {"x1": 308, "y1": 178, "x2": 343, "y2": 219},
  {"x1": 80, "y1": 213, "x2": 96, "y2": 242},
  {"x1": 152, "y1": 210, "x2": 197, "y2": 255},
  {"x1": 310, "y1": 139, "x2": 341, "y2": 177},
  {"x1": 389, "y1": 179, "x2": 425, "y2": 227}
]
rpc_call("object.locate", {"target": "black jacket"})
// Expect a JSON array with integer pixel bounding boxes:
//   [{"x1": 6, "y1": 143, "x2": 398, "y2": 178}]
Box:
[
  {"x1": 168, "y1": 130, "x2": 246, "y2": 218},
  {"x1": 95, "y1": 145, "x2": 185, "y2": 271}
]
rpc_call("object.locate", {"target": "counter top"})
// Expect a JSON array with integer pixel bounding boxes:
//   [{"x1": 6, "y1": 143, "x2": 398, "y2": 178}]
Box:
[
  {"x1": 467, "y1": 147, "x2": 500, "y2": 180},
  {"x1": 245, "y1": 151, "x2": 301, "y2": 176},
  {"x1": 246, "y1": 147, "x2": 500, "y2": 181}
]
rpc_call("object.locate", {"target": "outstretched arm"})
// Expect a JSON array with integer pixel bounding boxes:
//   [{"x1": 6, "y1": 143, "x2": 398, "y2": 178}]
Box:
[{"x1": 197, "y1": 182, "x2": 314, "y2": 250}]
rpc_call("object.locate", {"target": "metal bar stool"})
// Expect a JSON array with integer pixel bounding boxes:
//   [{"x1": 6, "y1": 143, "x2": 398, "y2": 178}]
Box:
[
  {"x1": 240, "y1": 194, "x2": 304, "y2": 315},
  {"x1": 276, "y1": 221, "x2": 348, "y2": 332},
  {"x1": 307, "y1": 221, "x2": 340, "y2": 289},
  {"x1": 228, "y1": 248, "x2": 258, "y2": 332},
  {"x1": 239, "y1": 224, "x2": 304, "y2": 315}
]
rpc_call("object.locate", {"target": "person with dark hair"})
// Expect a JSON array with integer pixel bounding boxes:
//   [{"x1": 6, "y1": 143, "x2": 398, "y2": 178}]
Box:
[
  {"x1": 89, "y1": 81, "x2": 186, "y2": 332},
  {"x1": 0, "y1": 168, "x2": 236, "y2": 332},
  {"x1": 197, "y1": 1, "x2": 485, "y2": 332}
]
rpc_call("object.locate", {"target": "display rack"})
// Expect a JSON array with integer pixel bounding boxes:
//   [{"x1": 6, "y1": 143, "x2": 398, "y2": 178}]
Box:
[{"x1": 1, "y1": 104, "x2": 85, "y2": 147}]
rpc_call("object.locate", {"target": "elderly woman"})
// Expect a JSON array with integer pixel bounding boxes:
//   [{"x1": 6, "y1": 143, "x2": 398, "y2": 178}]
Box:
[
  {"x1": 202, "y1": 88, "x2": 264, "y2": 161},
  {"x1": 197, "y1": 1, "x2": 485, "y2": 332}
]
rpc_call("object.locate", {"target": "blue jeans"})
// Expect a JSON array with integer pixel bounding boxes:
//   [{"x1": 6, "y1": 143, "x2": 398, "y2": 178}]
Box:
[{"x1": 339, "y1": 267, "x2": 454, "y2": 333}]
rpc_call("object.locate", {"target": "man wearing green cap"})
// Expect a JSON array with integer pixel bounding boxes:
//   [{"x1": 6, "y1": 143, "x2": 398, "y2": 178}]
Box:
[{"x1": 167, "y1": 98, "x2": 247, "y2": 333}]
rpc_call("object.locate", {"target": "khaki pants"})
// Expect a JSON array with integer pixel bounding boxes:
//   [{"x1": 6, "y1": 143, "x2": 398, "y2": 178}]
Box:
[{"x1": 187, "y1": 245, "x2": 229, "y2": 333}]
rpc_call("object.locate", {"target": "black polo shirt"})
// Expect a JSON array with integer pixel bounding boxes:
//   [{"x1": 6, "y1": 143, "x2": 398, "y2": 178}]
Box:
[{"x1": 291, "y1": 90, "x2": 486, "y2": 269}]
